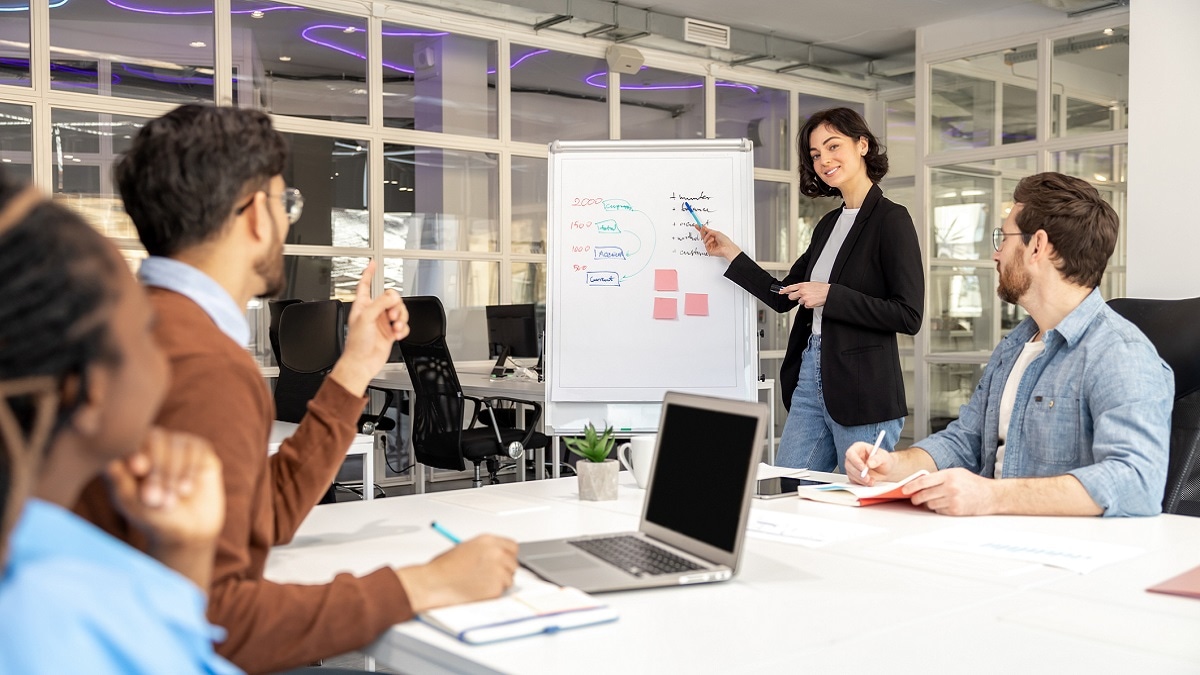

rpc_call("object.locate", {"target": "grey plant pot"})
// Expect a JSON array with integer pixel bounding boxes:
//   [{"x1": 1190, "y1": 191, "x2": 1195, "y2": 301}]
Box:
[{"x1": 576, "y1": 459, "x2": 619, "y2": 501}]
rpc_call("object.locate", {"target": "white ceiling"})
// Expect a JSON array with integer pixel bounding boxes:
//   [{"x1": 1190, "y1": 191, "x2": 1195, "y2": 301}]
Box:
[
  {"x1": 455, "y1": 0, "x2": 1123, "y2": 59},
  {"x1": 622, "y1": 0, "x2": 1038, "y2": 58}
]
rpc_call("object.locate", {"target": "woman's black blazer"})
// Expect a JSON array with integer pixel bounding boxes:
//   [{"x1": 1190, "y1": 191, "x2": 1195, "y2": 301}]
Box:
[{"x1": 724, "y1": 184, "x2": 923, "y2": 426}]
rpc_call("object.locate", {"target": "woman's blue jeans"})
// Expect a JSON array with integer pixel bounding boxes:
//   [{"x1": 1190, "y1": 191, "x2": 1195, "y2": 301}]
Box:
[{"x1": 775, "y1": 334, "x2": 904, "y2": 472}]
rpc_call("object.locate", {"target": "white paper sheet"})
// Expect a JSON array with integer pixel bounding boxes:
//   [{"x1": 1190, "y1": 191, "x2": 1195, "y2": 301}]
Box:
[
  {"x1": 899, "y1": 526, "x2": 1145, "y2": 574},
  {"x1": 746, "y1": 509, "x2": 884, "y2": 548}
]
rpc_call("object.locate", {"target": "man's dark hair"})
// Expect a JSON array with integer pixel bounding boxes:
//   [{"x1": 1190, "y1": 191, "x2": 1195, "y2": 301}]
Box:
[
  {"x1": 114, "y1": 104, "x2": 288, "y2": 257},
  {"x1": 797, "y1": 107, "x2": 889, "y2": 198},
  {"x1": 1013, "y1": 172, "x2": 1118, "y2": 288}
]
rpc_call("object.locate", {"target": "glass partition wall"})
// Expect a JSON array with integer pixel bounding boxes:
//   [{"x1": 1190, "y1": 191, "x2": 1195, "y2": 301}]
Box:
[
  {"x1": 915, "y1": 16, "x2": 1129, "y2": 440},
  {"x1": 0, "y1": 1, "x2": 880, "y2": 465}
]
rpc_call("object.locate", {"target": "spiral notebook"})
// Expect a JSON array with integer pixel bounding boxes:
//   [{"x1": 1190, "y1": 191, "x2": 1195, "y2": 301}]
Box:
[{"x1": 418, "y1": 571, "x2": 617, "y2": 645}]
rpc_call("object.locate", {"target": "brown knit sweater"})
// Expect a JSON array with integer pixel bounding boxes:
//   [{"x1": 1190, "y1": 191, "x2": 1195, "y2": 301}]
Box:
[{"x1": 77, "y1": 288, "x2": 413, "y2": 674}]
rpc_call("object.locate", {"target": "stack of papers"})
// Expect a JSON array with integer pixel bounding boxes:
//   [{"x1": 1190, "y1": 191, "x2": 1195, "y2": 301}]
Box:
[
  {"x1": 795, "y1": 470, "x2": 928, "y2": 507},
  {"x1": 419, "y1": 572, "x2": 618, "y2": 644}
]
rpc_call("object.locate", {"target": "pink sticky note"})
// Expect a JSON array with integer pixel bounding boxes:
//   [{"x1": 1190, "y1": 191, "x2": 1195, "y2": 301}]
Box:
[
  {"x1": 684, "y1": 293, "x2": 709, "y2": 316},
  {"x1": 653, "y1": 297, "x2": 678, "y2": 320},
  {"x1": 654, "y1": 269, "x2": 679, "y2": 292}
]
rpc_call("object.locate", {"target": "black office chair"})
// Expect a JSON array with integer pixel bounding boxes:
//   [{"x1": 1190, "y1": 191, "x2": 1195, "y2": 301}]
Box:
[
  {"x1": 1108, "y1": 296, "x2": 1200, "y2": 516},
  {"x1": 267, "y1": 298, "x2": 303, "y2": 368},
  {"x1": 395, "y1": 296, "x2": 549, "y2": 487},
  {"x1": 272, "y1": 299, "x2": 396, "y2": 502}
]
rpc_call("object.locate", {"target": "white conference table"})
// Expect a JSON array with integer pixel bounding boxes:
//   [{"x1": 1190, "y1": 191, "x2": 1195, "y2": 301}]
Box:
[
  {"x1": 265, "y1": 473, "x2": 1200, "y2": 674},
  {"x1": 269, "y1": 420, "x2": 375, "y2": 501}
]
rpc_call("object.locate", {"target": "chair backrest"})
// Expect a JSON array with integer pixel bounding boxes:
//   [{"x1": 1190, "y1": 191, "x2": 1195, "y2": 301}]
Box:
[
  {"x1": 1108, "y1": 296, "x2": 1200, "y2": 515},
  {"x1": 274, "y1": 300, "x2": 346, "y2": 423},
  {"x1": 394, "y1": 296, "x2": 468, "y2": 471},
  {"x1": 268, "y1": 298, "x2": 303, "y2": 367}
]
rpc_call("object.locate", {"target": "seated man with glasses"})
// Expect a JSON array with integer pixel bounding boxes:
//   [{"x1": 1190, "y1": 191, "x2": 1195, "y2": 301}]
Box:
[{"x1": 847, "y1": 172, "x2": 1172, "y2": 517}]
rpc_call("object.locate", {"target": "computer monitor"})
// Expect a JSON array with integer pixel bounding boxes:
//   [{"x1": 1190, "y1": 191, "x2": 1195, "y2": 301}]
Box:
[{"x1": 485, "y1": 303, "x2": 540, "y2": 360}]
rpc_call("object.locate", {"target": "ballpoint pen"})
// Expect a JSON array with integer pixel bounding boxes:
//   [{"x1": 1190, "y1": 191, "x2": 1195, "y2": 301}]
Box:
[
  {"x1": 682, "y1": 201, "x2": 706, "y2": 229},
  {"x1": 860, "y1": 429, "x2": 887, "y2": 480},
  {"x1": 430, "y1": 521, "x2": 461, "y2": 544}
]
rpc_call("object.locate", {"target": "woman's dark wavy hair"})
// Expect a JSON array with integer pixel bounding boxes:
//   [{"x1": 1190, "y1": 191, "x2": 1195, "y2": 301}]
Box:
[
  {"x1": 797, "y1": 107, "x2": 889, "y2": 198},
  {"x1": 0, "y1": 169, "x2": 121, "y2": 531},
  {"x1": 115, "y1": 104, "x2": 288, "y2": 257}
]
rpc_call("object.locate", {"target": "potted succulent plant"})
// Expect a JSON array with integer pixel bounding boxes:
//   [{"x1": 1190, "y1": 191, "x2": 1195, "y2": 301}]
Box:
[{"x1": 564, "y1": 422, "x2": 618, "y2": 501}]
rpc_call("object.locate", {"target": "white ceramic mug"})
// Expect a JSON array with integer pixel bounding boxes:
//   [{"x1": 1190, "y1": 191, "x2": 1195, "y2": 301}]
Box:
[{"x1": 617, "y1": 435, "x2": 656, "y2": 489}]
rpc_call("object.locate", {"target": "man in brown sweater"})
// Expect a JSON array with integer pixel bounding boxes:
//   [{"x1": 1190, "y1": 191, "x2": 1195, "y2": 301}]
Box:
[{"x1": 77, "y1": 104, "x2": 518, "y2": 674}]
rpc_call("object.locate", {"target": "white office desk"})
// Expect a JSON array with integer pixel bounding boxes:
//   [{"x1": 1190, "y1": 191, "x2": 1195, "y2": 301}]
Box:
[
  {"x1": 265, "y1": 474, "x2": 1200, "y2": 674},
  {"x1": 269, "y1": 420, "x2": 375, "y2": 501},
  {"x1": 370, "y1": 363, "x2": 778, "y2": 485}
]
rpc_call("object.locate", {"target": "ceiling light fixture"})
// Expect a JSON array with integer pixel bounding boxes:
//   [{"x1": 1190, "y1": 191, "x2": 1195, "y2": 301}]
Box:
[
  {"x1": 278, "y1": 55, "x2": 291, "y2": 62},
  {"x1": 189, "y1": 41, "x2": 206, "y2": 48},
  {"x1": 250, "y1": 10, "x2": 264, "y2": 19}
]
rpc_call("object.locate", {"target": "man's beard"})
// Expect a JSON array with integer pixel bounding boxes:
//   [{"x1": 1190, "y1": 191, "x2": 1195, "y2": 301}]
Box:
[
  {"x1": 997, "y1": 258, "x2": 1031, "y2": 306},
  {"x1": 254, "y1": 218, "x2": 285, "y2": 299}
]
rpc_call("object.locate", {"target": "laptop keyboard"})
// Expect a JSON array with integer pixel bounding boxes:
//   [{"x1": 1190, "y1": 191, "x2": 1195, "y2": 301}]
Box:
[{"x1": 568, "y1": 535, "x2": 704, "y2": 577}]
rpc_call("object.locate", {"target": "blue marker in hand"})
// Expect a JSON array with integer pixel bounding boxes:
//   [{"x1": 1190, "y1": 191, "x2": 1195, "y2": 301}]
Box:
[{"x1": 683, "y1": 201, "x2": 705, "y2": 230}]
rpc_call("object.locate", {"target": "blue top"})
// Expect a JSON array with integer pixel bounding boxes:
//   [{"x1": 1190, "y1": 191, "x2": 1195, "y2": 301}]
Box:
[
  {"x1": 918, "y1": 289, "x2": 1174, "y2": 517},
  {"x1": 0, "y1": 499, "x2": 242, "y2": 675},
  {"x1": 140, "y1": 256, "x2": 249, "y2": 346}
]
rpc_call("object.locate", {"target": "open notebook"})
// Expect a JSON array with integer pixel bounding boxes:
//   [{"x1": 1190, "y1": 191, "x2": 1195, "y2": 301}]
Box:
[
  {"x1": 418, "y1": 570, "x2": 617, "y2": 644},
  {"x1": 795, "y1": 470, "x2": 929, "y2": 507}
]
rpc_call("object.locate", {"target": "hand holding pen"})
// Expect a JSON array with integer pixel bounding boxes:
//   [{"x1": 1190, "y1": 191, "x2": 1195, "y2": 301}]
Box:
[
  {"x1": 396, "y1": 523, "x2": 520, "y2": 611},
  {"x1": 691, "y1": 203, "x2": 743, "y2": 262},
  {"x1": 848, "y1": 430, "x2": 891, "y2": 485}
]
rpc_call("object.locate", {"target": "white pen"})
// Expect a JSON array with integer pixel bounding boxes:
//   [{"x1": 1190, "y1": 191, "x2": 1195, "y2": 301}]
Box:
[{"x1": 859, "y1": 429, "x2": 887, "y2": 479}]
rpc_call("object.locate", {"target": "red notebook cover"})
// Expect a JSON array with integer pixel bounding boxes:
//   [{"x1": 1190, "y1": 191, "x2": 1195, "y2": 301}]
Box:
[{"x1": 1147, "y1": 564, "x2": 1200, "y2": 599}]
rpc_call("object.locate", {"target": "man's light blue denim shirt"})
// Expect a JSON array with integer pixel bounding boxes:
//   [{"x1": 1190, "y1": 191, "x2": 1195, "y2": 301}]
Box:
[
  {"x1": 917, "y1": 288, "x2": 1173, "y2": 517},
  {"x1": 139, "y1": 256, "x2": 249, "y2": 345}
]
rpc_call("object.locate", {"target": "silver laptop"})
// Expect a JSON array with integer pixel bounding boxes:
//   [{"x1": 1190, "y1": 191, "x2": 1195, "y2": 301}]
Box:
[{"x1": 519, "y1": 391, "x2": 768, "y2": 593}]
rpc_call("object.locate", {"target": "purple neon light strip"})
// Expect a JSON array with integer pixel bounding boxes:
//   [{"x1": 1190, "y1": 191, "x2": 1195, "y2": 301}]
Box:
[
  {"x1": 585, "y1": 70, "x2": 757, "y2": 93},
  {"x1": 103, "y1": 1, "x2": 301, "y2": 15},
  {"x1": 303, "y1": 26, "x2": 549, "y2": 76}
]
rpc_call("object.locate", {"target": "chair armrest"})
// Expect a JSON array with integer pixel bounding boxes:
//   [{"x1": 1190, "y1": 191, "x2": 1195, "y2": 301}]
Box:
[
  {"x1": 464, "y1": 395, "x2": 544, "y2": 446},
  {"x1": 361, "y1": 385, "x2": 397, "y2": 433}
]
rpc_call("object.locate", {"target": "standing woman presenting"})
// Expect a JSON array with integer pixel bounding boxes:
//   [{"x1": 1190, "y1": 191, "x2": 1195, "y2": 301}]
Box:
[{"x1": 701, "y1": 108, "x2": 923, "y2": 472}]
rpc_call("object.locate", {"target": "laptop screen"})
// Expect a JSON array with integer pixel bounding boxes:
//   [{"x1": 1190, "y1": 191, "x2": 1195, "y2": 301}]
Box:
[{"x1": 642, "y1": 400, "x2": 760, "y2": 553}]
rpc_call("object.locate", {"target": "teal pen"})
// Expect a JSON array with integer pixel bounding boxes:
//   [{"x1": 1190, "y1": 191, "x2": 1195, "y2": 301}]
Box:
[
  {"x1": 682, "y1": 201, "x2": 705, "y2": 229},
  {"x1": 430, "y1": 521, "x2": 461, "y2": 544}
]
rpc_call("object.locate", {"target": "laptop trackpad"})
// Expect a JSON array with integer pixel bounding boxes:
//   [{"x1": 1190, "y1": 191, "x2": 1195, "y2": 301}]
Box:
[{"x1": 528, "y1": 553, "x2": 596, "y2": 572}]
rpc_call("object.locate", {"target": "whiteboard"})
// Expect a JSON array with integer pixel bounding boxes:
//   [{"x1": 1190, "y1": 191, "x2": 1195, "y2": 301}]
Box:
[{"x1": 546, "y1": 139, "x2": 757, "y2": 432}]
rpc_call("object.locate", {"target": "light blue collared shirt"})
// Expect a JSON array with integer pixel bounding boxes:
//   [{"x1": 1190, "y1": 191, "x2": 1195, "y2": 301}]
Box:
[
  {"x1": 139, "y1": 256, "x2": 250, "y2": 346},
  {"x1": 0, "y1": 500, "x2": 242, "y2": 675},
  {"x1": 918, "y1": 288, "x2": 1174, "y2": 517}
]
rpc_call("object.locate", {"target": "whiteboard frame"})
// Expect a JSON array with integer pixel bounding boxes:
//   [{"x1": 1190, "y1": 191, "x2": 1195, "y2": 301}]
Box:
[{"x1": 545, "y1": 139, "x2": 758, "y2": 433}]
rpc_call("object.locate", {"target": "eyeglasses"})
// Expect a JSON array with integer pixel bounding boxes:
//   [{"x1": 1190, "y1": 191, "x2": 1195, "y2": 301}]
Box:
[
  {"x1": 992, "y1": 227, "x2": 1031, "y2": 251},
  {"x1": 235, "y1": 186, "x2": 304, "y2": 225}
]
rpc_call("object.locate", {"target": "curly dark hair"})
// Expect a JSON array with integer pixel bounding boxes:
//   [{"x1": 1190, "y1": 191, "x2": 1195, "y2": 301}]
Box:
[
  {"x1": 115, "y1": 104, "x2": 288, "y2": 257},
  {"x1": 1012, "y1": 172, "x2": 1118, "y2": 288},
  {"x1": 797, "y1": 107, "x2": 888, "y2": 198},
  {"x1": 0, "y1": 169, "x2": 121, "y2": 536}
]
